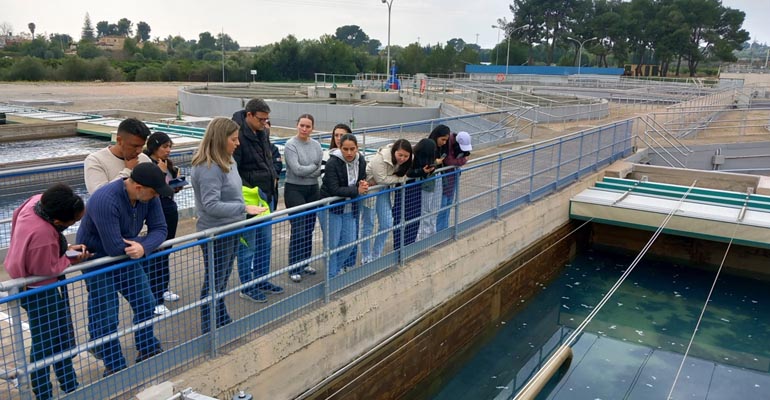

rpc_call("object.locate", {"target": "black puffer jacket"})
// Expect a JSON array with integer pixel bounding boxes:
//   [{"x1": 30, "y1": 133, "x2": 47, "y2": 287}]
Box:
[
  {"x1": 321, "y1": 149, "x2": 367, "y2": 214},
  {"x1": 232, "y1": 110, "x2": 278, "y2": 201}
]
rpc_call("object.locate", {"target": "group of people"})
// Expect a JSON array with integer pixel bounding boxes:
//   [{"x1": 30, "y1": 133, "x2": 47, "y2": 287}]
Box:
[
  {"x1": 4, "y1": 117, "x2": 181, "y2": 397},
  {"x1": 2, "y1": 97, "x2": 472, "y2": 399}
]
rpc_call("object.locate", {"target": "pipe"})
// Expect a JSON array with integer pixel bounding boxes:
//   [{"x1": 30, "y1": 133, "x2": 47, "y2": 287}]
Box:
[{"x1": 513, "y1": 345, "x2": 573, "y2": 400}]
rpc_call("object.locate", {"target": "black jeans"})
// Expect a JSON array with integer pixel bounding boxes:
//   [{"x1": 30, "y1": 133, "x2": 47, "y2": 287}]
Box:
[
  {"x1": 199, "y1": 235, "x2": 239, "y2": 334},
  {"x1": 284, "y1": 182, "x2": 319, "y2": 274},
  {"x1": 144, "y1": 198, "x2": 178, "y2": 305}
]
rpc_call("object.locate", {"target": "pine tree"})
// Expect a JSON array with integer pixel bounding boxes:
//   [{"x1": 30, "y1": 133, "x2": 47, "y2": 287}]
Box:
[{"x1": 81, "y1": 12, "x2": 95, "y2": 42}]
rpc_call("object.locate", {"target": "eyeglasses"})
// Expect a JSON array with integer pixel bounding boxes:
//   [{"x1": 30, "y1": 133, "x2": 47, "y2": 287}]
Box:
[{"x1": 251, "y1": 115, "x2": 269, "y2": 123}]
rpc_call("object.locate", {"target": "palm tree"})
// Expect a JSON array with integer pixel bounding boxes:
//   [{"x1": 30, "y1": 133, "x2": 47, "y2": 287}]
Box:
[{"x1": 28, "y1": 22, "x2": 35, "y2": 37}]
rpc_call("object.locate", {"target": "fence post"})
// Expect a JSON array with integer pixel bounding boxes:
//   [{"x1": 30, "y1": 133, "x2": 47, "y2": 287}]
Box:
[
  {"x1": 494, "y1": 155, "x2": 503, "y2": 219},
  {"x1": 555, "y1": 138, "x2": 563, "y2": 188},
  {"x1": 529, "y1": 148, "x2": 537, "y2": 201},
  {"x1": 206, "y1": 238, "x2": 218, "y2": 358},
  {"x1": 399, "y1": 184, "x2": 406, "y2": 267},
  {"x1": 7, "y1": 289, "x2": 34, "y2": 400},
  {"x1": 452, "y1": 169, "x2": 460, "y2": 240},
  {"x1": 323, "y1": 208, "x2": 331, "y2": 303}
]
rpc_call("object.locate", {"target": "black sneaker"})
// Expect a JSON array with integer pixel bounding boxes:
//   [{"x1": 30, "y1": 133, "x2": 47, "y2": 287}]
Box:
[
  {"x1": 259, "y1": 282, "x2": 285, "y2": 294},
  {"x1": 102, "y1": 365, "x2": 125, "y2": 378},
  {"x1": 136, "y1": 347, "x2": 163, "y2": 363},
  {"x1": 239, "y1": 290, "x2": 268, "y2": 303}
]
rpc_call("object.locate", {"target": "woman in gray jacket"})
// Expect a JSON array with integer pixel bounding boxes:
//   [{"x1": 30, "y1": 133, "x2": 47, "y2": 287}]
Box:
[{"x1": 191, "y1": 117, "x2": 265, "y2": 334}]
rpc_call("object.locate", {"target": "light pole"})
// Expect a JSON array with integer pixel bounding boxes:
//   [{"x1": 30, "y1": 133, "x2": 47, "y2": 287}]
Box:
[
  {"x1": 566, "y1": 36, "x2": 597, "y2": 75},
  {"x1": 491, "y1": 25, "x2": 501, "y2": 65},
  {"x1": 504, "y1": 24, "x2": 529, "y2": 75},
  {"x1": 381, "y1": 0, "x2": 393, "y2": 88}
]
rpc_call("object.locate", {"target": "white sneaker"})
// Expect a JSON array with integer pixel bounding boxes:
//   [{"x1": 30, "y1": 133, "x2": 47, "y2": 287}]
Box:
[
  {"x1": 162, "y1": 291, "x2": 180, "y2": 302},
  {"x1": 290, "y1": 273, "x2": 302, "y2": 283},
  {"x1": 154, "y1": 304, "x2": 170, "y2": 315}
]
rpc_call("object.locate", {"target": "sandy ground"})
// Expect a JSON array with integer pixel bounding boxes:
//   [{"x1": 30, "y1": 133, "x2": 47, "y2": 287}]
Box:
[{"x1": 0, "y1": 81, "x2": 184, "y2": 114}]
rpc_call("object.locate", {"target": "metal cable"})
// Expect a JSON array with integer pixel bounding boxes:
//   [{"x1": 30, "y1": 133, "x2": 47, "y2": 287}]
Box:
[
  {"x1": 665, "y1": 192, "x2": 748, "y2": 399},
  {"x1": 514, "y1": 179, "x2": 698, "y2": 399},
  {"x1": 303, "y1": 218, "x2": 596, "y2": 400}
]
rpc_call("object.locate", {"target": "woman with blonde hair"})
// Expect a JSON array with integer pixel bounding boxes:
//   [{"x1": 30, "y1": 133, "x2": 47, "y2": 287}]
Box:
[{"x1": 191, "y1": 117, "x2": 266, "y2": 334}]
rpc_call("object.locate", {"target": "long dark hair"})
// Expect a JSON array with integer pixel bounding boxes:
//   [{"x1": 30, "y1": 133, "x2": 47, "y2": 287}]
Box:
[
  {"x1": 391, "y1": 139, "x2": 413, "y2": 177},
  {"x1": 143, "y1": 131, "x2": 176, "y2": 177},
  {"x1": 428, "y1": 124, "x2": 451, "y2": 156},
  {"x1": 330, "y1": 123, "x2": 352, "y2": 149}
]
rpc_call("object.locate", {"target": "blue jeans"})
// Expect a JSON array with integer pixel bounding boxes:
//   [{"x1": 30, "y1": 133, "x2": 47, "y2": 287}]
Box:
[
  {"x1": 327, "y1": 210, "x2": 358, "y2": 277},
  {"x1": 85, "y1": 264, "x2": 161, "y2": 371},
  {"x1": 21, "y1": 286, "x2": 78, "y2": 400},
  {"x1": 236, "y1": 223, "x2": 273, "y2": 294},
  {"x1": 361, "y1": 192, "x2": 394, "y2": 261},
  {"x1": 393, "y1": 183, "x2": 421, "y2": 251},
  {"x1": 436, "y1": 190, "x2": 454, "y2": 232},
  {"x1": 200, "y1": 235, "x2": 239, "y2": 334}
]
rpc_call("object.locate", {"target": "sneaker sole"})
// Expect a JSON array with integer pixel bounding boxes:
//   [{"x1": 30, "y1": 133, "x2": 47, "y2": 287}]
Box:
[{"x1": 238, "y1": 292, "x2": 268, "y2": 303}]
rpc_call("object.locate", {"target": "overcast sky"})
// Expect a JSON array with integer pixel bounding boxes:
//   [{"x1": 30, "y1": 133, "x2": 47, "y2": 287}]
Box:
[{"x1": 1, "y1": 0, "x2": 768, "y2": 50}]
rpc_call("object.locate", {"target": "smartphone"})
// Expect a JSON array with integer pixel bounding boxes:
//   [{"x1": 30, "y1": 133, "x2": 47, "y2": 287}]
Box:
[
  {"x1": 65, "y1": 249, "x2": 82, "y2": 258},
  {"x1": 168, "y1": 176, "x2": 189, "y2": 189}
]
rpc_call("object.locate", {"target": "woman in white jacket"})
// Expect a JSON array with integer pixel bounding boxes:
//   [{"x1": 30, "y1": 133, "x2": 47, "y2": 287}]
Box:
[{"x1": 360, "y1": 139, "x2": 413, "y2": 263}]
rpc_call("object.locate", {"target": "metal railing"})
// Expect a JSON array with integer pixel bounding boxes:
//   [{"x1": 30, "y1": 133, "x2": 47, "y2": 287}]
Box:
[{"x1": 0, "y1": 119, "x2": 633, "y2": 400}]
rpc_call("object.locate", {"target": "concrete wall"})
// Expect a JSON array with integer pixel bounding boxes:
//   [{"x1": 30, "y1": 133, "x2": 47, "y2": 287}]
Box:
[
  {"x1": 465, "y1": 65, "x2": 625, "y2": 76},
  {"x1": 648, "y1": 141, "x2": 770, "y2": 173},
  {"x1": 169, "y1": 170, "x2": 603, "y2": 399},
  {"x1": 178, "y1": 88, "x2": 440, "y2": 131},
  {"x1": 0, "y1": 122, "x2": 77, "y2": 143}
]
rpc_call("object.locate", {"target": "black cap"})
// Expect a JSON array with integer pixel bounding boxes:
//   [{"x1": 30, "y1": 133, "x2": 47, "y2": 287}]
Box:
[{"x1": 131, "y1": 163, "x2": 173, "y2": 197}]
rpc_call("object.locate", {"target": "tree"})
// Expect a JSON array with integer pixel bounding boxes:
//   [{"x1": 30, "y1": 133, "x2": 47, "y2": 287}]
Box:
[
  {"x1": 96, "y1": 21, "x2": 111, "y2": 38},
  {"x1": 49, "y1": 33, "x2": 73, "y2": 51},
  {"x1": 117, "y1": 18, "x2": 133, "y2": 37},
  {"x1": 198, "y1": 31, "x2": 216, "y2": 50},
  {"x1": 447, "y1": 38, "x2": 466, "y2": 52},
  {"x1": 334, "y1": 25, "x2": 370, "y2": 48},
  {"x1": 677, "y1": 0, "x2": 749, "y2": 76},
  {"x1": 28, "y1": 22, "x2": 35, "y2": 37},
  {"x1": 215, "y1": 32, "x2": 239, "y2": 51},
  {"x1": 81, "y1": 13, "x2": 95, "y2": 42},
  {"x1": 77, "y1": 41, "x2": 102, "y2": 58},
  {"x1": 136, "y1": 21, "x2": 151, "y2": 42}
]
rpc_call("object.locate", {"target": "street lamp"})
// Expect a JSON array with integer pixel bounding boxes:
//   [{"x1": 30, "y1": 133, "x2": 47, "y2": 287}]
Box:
[
  {"x1": 504, "y1": 24, "x2": 529, "y2": 75},
  {"x1": 566, "y1": 36, "x2": 598, "y2": 75},
  {"x1": 381, "y1": 0, "x2": 393, "y2": 88},
  {"x1": 491, "y1": 24, "x2": 501, "y2": 65}
]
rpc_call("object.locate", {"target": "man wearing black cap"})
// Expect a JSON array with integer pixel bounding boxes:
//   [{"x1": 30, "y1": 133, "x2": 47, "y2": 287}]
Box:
[{"x1": 76, "y1": 162, "x2": 171, "y2": 377}]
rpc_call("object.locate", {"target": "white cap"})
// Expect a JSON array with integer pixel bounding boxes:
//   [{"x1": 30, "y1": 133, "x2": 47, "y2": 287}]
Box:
[{"x1": 456, "y1": 131, "x2": 472, "y2": 152}]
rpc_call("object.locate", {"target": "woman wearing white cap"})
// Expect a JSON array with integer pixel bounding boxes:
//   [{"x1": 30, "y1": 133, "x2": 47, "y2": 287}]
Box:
[{"x1": 436, "y1": 131, "x2": 472, "y2": 232}]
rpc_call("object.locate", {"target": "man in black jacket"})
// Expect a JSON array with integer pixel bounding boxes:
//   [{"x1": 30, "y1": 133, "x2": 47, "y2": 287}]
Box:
[
  {"x1": 232, "y1": 98, "x2": 278, "y2": 204},
  {"x1": 232, "y1": 98, "x2": 284, "y2": 301}
]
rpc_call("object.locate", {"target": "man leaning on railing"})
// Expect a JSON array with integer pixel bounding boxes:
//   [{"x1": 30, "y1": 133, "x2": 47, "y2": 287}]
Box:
[{"x1": 75, "y1": 163, "x2": 172, "y2": 377}]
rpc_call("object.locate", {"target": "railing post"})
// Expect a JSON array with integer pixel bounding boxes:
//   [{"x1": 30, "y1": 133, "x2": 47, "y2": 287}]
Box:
[
  {"x1": 494, "y1": 155, "x2": 503, "y2": 219},
  {"x1": 577, "y1": 134, "x2": 585, "y2": 178},
  {"x1": 323, "y1": 207, "x2": 331, "y2": 303},
  {"x1": 555, "y1": 138, "x2": 563, "y2": 188},
  {"x1": 452, "y1": 169, "x2": 460, "y2": 240},
  {"x1": 529, "y1": 148, "x2": 537, "y2": 201},
  {"x1": 399, "y1": 184, "x2": 406, "y2": 267},
  {"x1": 206, "y1": 238, "x2": 218, "y2": 358},
  {"x1": 7, "y1": 288, "x2": 34, "y2": 400}
]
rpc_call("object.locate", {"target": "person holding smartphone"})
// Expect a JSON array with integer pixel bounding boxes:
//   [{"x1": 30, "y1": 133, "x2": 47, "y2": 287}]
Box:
[
  {"x1": 142, "y1": 132, "x2": 181, "y2": 315},
  {"x1": 416, "y1": 125, "x2": 450, "y2": 240},
  {"x1": 437, "y1": 131, "x2": 472, "y2": 232},
  {"x1": 4, "y1": 184, "x2": 88, "y2": 400}
]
